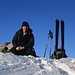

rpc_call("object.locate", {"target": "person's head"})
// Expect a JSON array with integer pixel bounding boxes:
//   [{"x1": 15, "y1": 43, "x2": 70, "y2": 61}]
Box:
[{"x1": 21, "y1": 22, "x2": 29, "y2": 33}]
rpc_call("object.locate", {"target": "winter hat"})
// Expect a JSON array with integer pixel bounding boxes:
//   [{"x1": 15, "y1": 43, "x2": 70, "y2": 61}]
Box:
[{"x1": 22, "y1": 22, "x2": 29, "y2": 28}]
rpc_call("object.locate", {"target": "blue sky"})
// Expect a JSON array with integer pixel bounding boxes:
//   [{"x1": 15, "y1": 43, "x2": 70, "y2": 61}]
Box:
[{"x1": 0, "y1": 0, "x2": 75, "y2": 58}]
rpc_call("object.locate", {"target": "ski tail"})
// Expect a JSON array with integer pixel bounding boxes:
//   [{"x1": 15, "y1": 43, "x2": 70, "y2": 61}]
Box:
[
  {"x1": 55, "y1": 19, "x2": 59, "y2": 50},
  {"x1": 61, "y1": 20, "x2": 64, "y2": 50}
]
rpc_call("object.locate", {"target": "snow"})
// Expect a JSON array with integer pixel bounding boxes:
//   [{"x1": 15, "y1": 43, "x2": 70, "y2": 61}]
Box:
[{"x1": 0, "y1": 52, "x2": 75, "y2": 75}]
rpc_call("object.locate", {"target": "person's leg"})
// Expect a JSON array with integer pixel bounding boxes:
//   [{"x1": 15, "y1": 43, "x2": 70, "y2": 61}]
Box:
[
  {"x1": 10, "y1": 47, "x2": 20, "y2": 55},
  {"x1": 25, "y1": 47, "x2": 36, "y2": 57}
]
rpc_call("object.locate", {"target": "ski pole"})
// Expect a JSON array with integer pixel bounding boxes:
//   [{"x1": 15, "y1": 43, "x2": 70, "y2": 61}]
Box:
[
  {"x1": 49, "y1": 38, "x2": 52, "y2": 59},
  {"x1": 49, "y1": 30, "x2": 53, "y2": 59},
  {"x1": 44, "y1": 35, "x2": 49, "y2": 58}
]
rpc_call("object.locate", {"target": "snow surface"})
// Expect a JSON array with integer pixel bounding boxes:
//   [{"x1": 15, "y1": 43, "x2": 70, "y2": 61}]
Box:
[{"x1": 0, "y1": 52, "x2": 75, "y2": 75}]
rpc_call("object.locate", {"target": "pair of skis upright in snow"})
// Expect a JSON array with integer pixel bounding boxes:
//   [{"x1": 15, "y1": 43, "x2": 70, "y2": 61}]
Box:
[
  {"x1": 55, "y1": 19, "x2": 64, "y2": 51},
  {"x1": 52, "y1": 19, "x2": 67, "y2": 59}
]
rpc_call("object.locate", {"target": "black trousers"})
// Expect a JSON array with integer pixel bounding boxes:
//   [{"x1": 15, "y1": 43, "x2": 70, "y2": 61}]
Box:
[{"x1": 10, "y1": 47, "x2": 36, "y2": 57}]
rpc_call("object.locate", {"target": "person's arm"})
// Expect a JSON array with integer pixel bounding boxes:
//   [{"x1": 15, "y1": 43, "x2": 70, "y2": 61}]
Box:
[
  {"x1": 24, "y1": 33, "x2": 34, "y2": 48},
  {"x1": 12, "y1": 32, "x2": 18, "y2": 48}
]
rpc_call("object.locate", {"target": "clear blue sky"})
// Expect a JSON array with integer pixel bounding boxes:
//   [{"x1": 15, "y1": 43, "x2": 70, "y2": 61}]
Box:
[{"x1": 0, "y1": 0, "x2": 75, "y2": 58}]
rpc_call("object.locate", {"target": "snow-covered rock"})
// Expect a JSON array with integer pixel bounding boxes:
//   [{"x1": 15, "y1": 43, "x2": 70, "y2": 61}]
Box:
[
  {"x1": 0, "y1": 52, "x2": 75, "y2": 75},
  {"x1": 0, "y1": 42, "x2": 13, "y2": 52}
]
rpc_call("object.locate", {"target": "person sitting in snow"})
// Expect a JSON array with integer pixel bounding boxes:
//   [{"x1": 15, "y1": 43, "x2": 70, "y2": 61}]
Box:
[{"x1": 10, "y1": 21, "x2": 36, "y2": 57}]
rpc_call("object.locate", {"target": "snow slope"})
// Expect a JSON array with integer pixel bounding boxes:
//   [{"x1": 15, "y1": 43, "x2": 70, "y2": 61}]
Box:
[{"x1": 0, "y1": 52, "x2": 75, "y2": 75}]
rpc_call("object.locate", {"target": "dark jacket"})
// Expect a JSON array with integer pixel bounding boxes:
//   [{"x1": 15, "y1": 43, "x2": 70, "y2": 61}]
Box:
[
  {"x1": 11, "y1": 28, "x2": 36, "y2": 56},
  {"x1": 12, "y1": 28, "x2": 34, "y2": 48}
]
